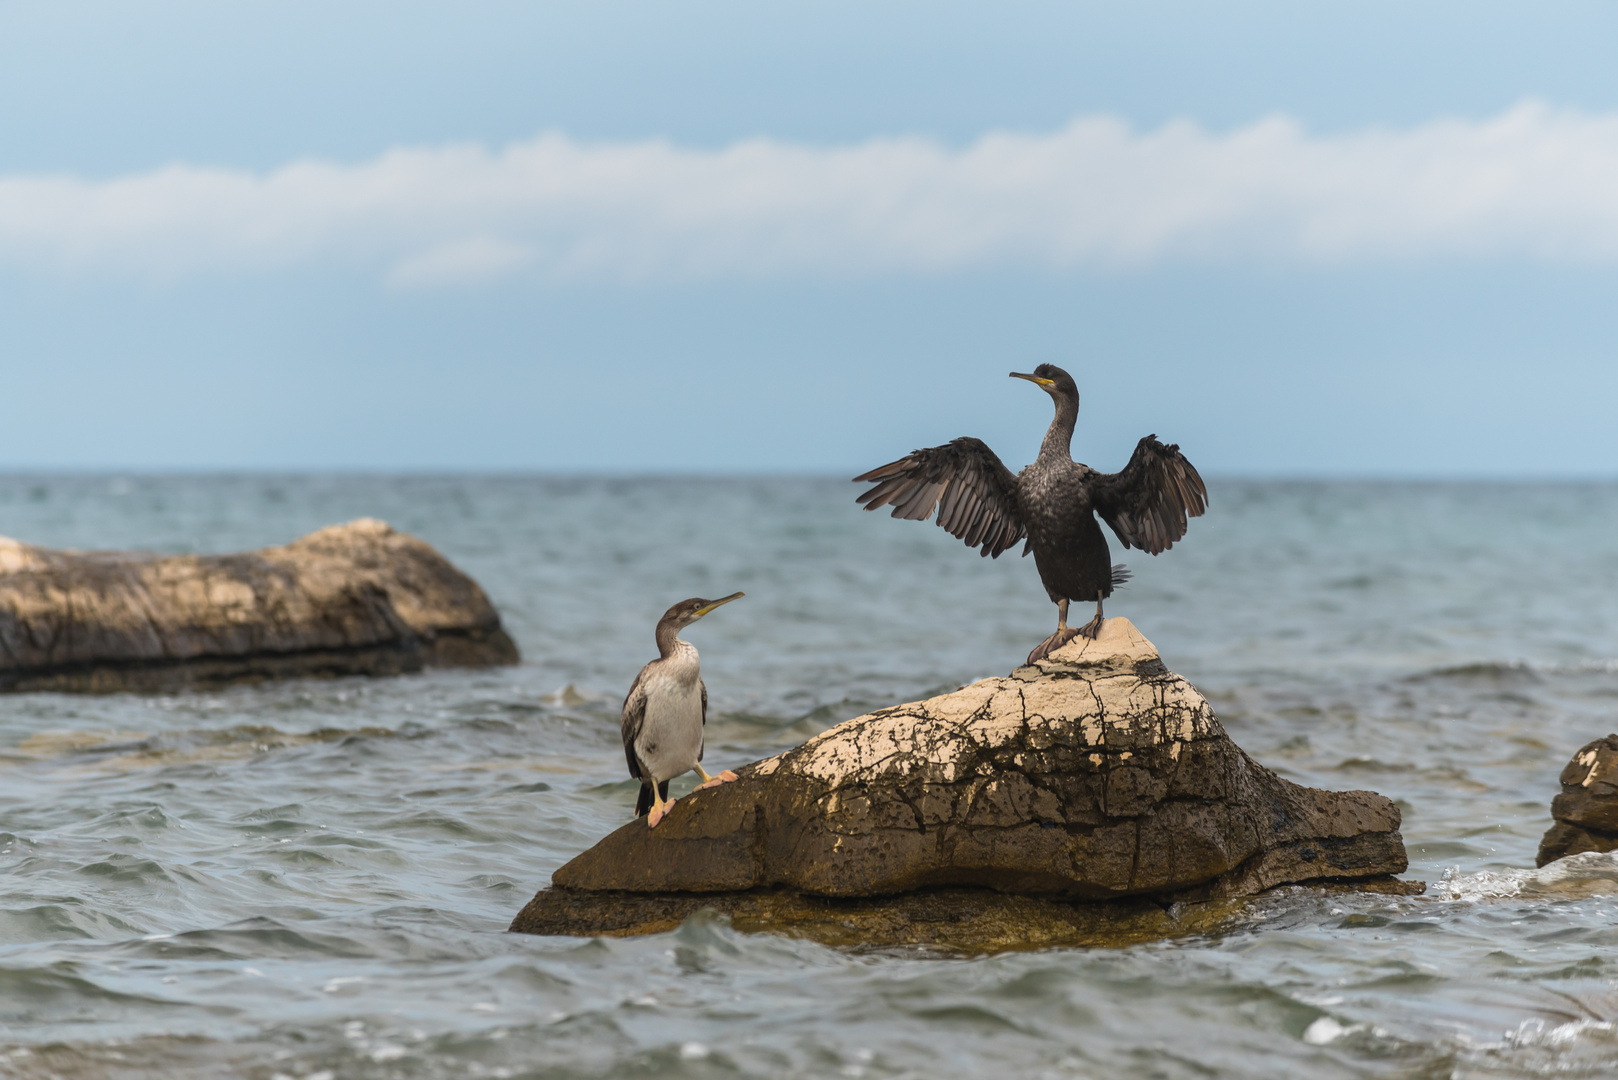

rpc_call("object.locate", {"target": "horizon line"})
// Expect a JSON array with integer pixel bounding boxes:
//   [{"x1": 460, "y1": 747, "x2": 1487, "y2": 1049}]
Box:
[{"x1": 2, "y1": 467, "x2": 1616, "y2": 484}]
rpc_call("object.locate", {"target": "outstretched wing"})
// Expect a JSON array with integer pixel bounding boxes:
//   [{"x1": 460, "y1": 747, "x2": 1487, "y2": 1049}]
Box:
[
  {"x1": 853, "y1": 437, "x2": 1025, "y2": 558},
  {"x1": 620, "y1": 666, "x2": 650, "y2": 780},
  {"x1": 1089, "y1": 435, "x2": 1207, "y2": 554}
]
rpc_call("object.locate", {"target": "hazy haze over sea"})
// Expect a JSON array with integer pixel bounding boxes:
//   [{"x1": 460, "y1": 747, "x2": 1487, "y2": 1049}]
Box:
[{"x1": 2, "y1": 473, "x2": 1618, "y2": 1079}]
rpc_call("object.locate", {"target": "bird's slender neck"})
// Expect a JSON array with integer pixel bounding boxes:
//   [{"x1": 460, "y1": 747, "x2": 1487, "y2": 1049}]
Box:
[
  {"x1": 654, "y1": 619, "x2": 686, "y2": 659},
  {"x1": 1039, "y1": 393, "x2": 1079, "y2": 462}
]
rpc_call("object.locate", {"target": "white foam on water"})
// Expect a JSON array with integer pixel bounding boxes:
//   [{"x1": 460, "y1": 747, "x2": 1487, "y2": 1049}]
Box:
[
  {"x1": 1503, "y1": 1016, "x2": 1618, "y2": 1050},
  {"x1": 1302, "y1": 1017, "x2": 1351, "y2": 1045},
  {"x1": 1453, "y1": 1013, "x2": 1618, "y2": 1075},
  {"x1": 1430, "y1": 851, "x2": 1618, "y2": 903}
]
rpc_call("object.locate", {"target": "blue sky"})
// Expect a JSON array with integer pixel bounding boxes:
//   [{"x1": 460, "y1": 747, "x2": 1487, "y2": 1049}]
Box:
[{"x1": 3, "y1": 2, "x2": 1617, "y2": 474}]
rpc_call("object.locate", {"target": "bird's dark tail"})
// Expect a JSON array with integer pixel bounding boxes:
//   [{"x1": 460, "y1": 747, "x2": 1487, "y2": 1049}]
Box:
[
  {"x1": 1111, "y1": 564, "x2": 1133, "y2": 588},
  {"x1": 634, "y1": 780, "x2": 671, "y2": 817}
]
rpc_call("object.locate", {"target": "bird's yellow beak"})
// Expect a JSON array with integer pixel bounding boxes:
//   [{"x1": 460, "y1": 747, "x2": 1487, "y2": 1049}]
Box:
[
  {"x1": 693, "y1": 592, "x2": 745, "y2": 617},
  {"x1": 1010, "y1": 371, "x2": 1055, "y2": 387}
]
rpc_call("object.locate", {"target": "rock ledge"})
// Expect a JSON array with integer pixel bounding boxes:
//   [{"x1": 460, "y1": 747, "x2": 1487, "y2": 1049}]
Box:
[
  {"x1": 513, "y1": 619, "x2": 1411, "y2": 946},
  {"x1": 0, "y1": 518, "x2": 518, "y2": 692}
]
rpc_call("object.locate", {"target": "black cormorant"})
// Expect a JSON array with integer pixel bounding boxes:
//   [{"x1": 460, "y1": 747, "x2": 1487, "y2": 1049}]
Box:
[
  {"x1": 620, "y1": 592, "x2": 744, "y2": 827},
  {"x1": 854, "y1": 365, "x2": 1206, "y2": 663}
]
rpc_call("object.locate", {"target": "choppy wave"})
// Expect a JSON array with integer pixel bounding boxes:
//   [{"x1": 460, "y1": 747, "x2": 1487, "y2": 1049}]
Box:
[
  {"x1": 4, "y1": 723, "x2": 400, "y2": 775},
  {"x1": 1406, "y1": 660, "x2": 1544, "y2": 684}
]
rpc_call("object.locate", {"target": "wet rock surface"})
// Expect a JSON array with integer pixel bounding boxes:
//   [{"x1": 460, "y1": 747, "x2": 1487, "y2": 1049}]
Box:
[
  {"x1": 511, "y1": 879, "x2": 1426, "y2": 953},
  {"x1": 514, "y1": 619, "x2": 1412, "y2": 944},
  {"x1": 0, "y1": 518, "x2": 518, "y2": 692},
  {"x1": 1537, "y1": 734, "x2": 1618, "y2": 866}
]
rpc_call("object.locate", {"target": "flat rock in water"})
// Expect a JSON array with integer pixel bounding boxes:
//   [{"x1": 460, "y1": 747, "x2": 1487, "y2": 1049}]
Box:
[
  {"x1": 1537, "y1": 734, "x2": 1618, "y2": 866},
  {"x1": 0, "y1": 518, "x2": 519, "y2": 692},
  {"x1": 513, "y1": 618, "x2": 1414, "y2": 947}
]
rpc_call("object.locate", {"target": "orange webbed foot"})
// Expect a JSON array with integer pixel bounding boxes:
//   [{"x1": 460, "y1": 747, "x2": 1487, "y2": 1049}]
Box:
[
  {"x1": 695, "y1": 769, "x2": 739, "y2": 791},
  {"x1": 647, "y1": 799, "x2": 675, "y2": 827}
]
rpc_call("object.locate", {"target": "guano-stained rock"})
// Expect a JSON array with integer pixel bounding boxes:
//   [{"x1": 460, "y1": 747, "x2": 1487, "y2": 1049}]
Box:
[
  {"x1": 1537, "y1": 734, "x2": 1618, "y2": 866},
  {"x1": 513, "y1": 619, "x2": 1411, "y2": 944},
  {"x1": 0, "y1": 518, "x2": 519, "y2": 692}
]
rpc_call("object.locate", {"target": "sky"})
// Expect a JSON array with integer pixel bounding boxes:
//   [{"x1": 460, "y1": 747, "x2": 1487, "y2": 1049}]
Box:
[{"x1": 3, "y1": 1, "x2": 1618, "y2": 475}]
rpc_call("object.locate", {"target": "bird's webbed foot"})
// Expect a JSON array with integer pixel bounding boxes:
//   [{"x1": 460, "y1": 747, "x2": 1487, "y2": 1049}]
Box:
[
  {"x1": 1027, "y1": 627, "x2": 1082, "y2": 664},
  {"x1": 647, "y1": 798, "x2": 675, "y2": 828},
  {"x1": 1075, "y1": 611, "x2": 1105, "y2": 640},
  {"x1": 695, "y1": 769, "x2": 739, "y2": 791}
]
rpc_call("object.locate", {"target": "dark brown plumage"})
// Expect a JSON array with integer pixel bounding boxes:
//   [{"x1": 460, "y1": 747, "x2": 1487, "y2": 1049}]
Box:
[{"x1": 854, "y1": 364, "x2": 1206, "y2": 662}]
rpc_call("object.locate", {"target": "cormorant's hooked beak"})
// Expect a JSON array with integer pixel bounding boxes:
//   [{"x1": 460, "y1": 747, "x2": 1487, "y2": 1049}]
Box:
[
  {"x1": 1010, "y1": 371, "x2": 1055, "y2": 388},
  {"x1": 692, "y1": 592, "x2": 745, "y2": 619}
]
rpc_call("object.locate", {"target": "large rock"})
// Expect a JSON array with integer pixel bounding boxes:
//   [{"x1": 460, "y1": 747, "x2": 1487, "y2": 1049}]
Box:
[
  {"x1": 1537, "y1": 735, "x2": 1618, "y2": 866},
  {"x1": 513, "y1": 618, "x2": 1411, "y2": 945},
  {"x1": 0, "y1": 518, "x2": 519, "y2": 692}
]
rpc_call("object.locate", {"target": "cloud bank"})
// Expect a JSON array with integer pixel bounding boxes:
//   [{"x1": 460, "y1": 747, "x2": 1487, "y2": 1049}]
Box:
[{"x1": 3, "y1": 101, "x2": 1618, "y2": 285}]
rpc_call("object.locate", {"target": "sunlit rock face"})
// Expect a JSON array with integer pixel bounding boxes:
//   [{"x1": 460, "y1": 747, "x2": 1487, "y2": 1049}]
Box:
[
  {"x1": 1537, "y1": 735, "x2": 1618, "y2": 866},
  {"x1": 0, "y1": 518, "x2": 518, "y2": 692},
  {"x1": 517, "y1": 618, "x2": 1408, "y2": 940}
]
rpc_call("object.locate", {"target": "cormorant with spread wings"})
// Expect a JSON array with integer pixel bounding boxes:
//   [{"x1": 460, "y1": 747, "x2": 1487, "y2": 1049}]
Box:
[{"x1": 854, "y1": 365, "x2": 1206, "y2": 664}]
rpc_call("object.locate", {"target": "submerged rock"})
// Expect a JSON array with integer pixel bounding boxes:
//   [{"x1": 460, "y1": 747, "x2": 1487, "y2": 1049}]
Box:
[
  {"x1": 0, "y1": 518, "x2": 519, "y2": 692},
  {"x1": 1537, "y1": 735, "x2": 1618, "y2": 866},
  {"x1": 513, "y1": 618, "x2": 1412, "y2": 946},
  {"x1": 511, "y1": 879, "x2": 1425, "y2": 953}
]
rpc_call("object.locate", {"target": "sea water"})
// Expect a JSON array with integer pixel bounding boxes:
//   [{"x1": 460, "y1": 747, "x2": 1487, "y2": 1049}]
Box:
[{"x1": 1, "y1": 474, "x2": 1617, "y2": 1079}]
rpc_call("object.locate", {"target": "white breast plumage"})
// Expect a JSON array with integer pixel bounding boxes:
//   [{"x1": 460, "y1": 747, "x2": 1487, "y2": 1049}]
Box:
[{"x1": 632, "y1": 642, "x2": 705, "y2": 783}]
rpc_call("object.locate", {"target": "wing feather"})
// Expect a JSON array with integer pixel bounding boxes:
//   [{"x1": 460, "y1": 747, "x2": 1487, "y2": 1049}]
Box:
[
  {"x1": 698, "y1": 678, "x2": 708, "y2": 763},
  {"x1": 937, "y1": 479, "x2": 966, "y2": 531},
  {"x1": 854, "y1": 438, "x2": 1024, "y2": 557},
  {"x1": 1089, "y1": 435, "x2": 1208, "y2": 555},
  {"x1": 620, "y1": 665, "x2": 651, "y2": 780}
]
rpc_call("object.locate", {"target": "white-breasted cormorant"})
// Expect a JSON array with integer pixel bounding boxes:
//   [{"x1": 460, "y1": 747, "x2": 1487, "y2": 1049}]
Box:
[
  {"x1": 854, "y1": 365, "x2": 1206, "y2": 663},
  {"x1": 620, "y1": 592, "x2": 744, "y2": 827}
]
